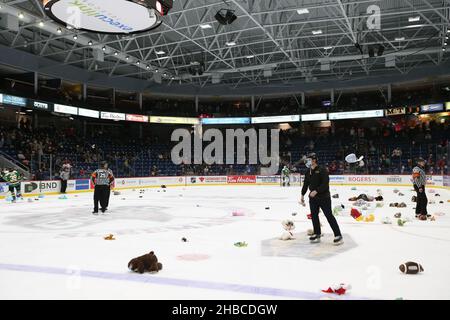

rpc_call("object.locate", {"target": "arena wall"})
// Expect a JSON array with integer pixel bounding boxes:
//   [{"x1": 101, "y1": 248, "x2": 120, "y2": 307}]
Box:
[{"x1": 0, "y1": 174, "x2": 448, "y2": 199}]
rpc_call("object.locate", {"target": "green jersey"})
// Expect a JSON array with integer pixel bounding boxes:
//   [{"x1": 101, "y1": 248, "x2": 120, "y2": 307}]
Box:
[
  {"x1": 282, "y1": 167, "x2": 290, "y2": 176},
  {"x1": 1, "y1": 170, "x2": 22, "y2": 186}
]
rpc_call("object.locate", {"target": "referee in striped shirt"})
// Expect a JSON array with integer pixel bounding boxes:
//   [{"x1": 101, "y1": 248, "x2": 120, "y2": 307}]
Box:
[
  {"x1": 412, "y1": 157, "x2": 428, "y2": 219},
  {"x1": 91, "y1": 161, "x2": 115, "y2": 215}
]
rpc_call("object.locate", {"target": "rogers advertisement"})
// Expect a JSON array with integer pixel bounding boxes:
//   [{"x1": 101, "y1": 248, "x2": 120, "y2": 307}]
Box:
[
  {"x1": 227, "y1": 175, "x2": 256, "y2": 184},
  {"x1": 346, "y1": 176, "x2": 378, "y2": 183}
]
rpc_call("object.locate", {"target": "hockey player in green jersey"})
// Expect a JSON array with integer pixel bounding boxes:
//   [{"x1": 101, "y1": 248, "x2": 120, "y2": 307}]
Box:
[
  {"x1": 1, "y1": 168, "x2": 23, "y2": 202},
  {"x1": 281, "y1": 165, "x2": 290, "y2": 187}
]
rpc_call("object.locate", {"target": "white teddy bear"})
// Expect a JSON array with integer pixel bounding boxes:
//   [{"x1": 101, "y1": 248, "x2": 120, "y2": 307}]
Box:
[{"x1": 280, "y1": 219, "x2": 295, "y2": 240}]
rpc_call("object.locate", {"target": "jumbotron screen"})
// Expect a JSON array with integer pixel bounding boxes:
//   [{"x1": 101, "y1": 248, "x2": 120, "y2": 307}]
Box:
[{"x1": 43, "y1": 0, "x2": 173, "y2": 34}]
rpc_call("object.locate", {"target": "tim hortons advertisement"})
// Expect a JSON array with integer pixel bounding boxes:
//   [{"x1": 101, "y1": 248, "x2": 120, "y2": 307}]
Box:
[
  {"x1": 188, "y1": 176, "x2": 227, "y2": 184},
  {"x1": 227, "y1": 175, "x2": 256, "y2": 184}
]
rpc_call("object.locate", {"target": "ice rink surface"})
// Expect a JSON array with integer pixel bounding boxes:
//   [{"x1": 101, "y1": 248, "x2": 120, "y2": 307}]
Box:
[{"x1": 0, "y1": 184, "x2": 449, "y2": 300}]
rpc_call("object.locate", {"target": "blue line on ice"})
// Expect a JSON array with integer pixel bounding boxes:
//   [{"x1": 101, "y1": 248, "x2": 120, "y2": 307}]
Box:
[{"x1": 0, "y1": 263, "x2": 373, "y2": 300}]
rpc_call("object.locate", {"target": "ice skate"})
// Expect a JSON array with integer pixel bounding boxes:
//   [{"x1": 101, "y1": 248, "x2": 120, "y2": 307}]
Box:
[
  {"x1": 333, "y1": 236, "x2": 344, "y2": 245},
  {"x1": 309, "y1": 234, "x2": 321, "y2": 243}
]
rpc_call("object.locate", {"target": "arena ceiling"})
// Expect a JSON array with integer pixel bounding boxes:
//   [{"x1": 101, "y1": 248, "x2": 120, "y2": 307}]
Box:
[{"x1": 0, "y1": 0, "x2": 450, "y2": 96}]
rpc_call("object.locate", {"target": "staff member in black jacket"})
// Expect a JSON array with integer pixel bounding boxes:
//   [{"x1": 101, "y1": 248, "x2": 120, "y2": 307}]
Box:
[{"x1": 300, "y1": 153, "x2": 343, "y2": 245}]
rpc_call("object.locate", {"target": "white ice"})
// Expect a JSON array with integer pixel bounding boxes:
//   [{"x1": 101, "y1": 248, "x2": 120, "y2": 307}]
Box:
[{"x1": 0, "y1": 185, "x2": 449, "y2": 300}]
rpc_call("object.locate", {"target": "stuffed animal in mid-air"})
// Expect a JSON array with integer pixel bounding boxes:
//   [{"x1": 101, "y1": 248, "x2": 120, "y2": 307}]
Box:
[
  {"x1": 128, "y1": 251, "x2": 163, "y2": 274},
  {"x1": 280, "y1": 220, "x2": 295, "y2": 241}
]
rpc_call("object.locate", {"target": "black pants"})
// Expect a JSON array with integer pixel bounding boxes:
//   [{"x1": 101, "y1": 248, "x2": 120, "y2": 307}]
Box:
[
  {"x1": 9, "y1": 184, "x2": 20, "y2": 200},
  {"x1": 60, "y1": 180, "x2": 67, "y2": 193},
  {"x1": 310, "y1": 196, "x2": 342, "y2": 237},
  {"x1": 94, "y1": 185, "x2": 110, "y2": 212},
  {"x1": 414, "y1": 185, "x2": 428, "y2": 215}
]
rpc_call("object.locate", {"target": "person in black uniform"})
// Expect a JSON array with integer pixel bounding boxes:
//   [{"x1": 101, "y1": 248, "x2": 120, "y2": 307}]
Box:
[
  {"x1": 300, "y1": 153, "x2": 343, "y2": 245},
  {"x1": 91, "y1": 161, "x2": 114, "y2": 215}
]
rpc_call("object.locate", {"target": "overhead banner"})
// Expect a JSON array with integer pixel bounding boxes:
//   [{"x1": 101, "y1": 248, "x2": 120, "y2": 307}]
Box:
[
  {"x1": 251, "y1": 115, "x2": 300, "y2": 124},
  {"x1": 101, "y1": 111, "x2": 126, "y2": 121},
  {"x1": 0, "y1": 93, "x2": 27, "y2": 107},
  {"x1": 126, "y1": 114, "x2": 149, "y2": 123},
  {"x1": 385, "y1": 107, "x2": 406, "y2": 116},
  {"x1": 78, "y1": 108, "x2": 99, "y2": 118},
  {"x1": 328, "y1": 109, "x2": 384, "y2": 120},
  {"x1": 54, "y1": 103, "x2": 78, "y2": 115},
  {"x1": 32, "y1": 101, "x2": 50, "y2": 111},
  {"x1": 301, "y1": 113, "x2": 328, "y2": 121},
  {"x1": 420, "y1": 103, "x2": 443, "y2": 113},
  {"x1": 150, "y1": 116, "x2": 199, "y2": 125},
  {"x1": 201, "y1": 117, "x2": 251, "y2": 125}
]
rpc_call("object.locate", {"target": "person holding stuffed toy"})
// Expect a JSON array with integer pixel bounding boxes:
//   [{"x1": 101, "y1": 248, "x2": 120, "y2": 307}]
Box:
[{"x1": 300, "y1": 153, "x2": 343, "y2": 245}]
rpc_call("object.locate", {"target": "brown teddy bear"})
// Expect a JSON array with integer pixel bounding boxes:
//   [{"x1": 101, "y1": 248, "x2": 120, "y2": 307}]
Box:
[{"x1": 128, "y1": 251, "x2": 163, "y2": 274}]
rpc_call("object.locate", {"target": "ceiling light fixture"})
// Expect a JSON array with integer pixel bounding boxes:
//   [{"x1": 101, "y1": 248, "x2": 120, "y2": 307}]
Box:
[
  {"x1": 312, "y1": 30, "x2": 322, "y2": 35},
  {"x1": 297, "y1": 8, "x2": 309, "y2": 15}
]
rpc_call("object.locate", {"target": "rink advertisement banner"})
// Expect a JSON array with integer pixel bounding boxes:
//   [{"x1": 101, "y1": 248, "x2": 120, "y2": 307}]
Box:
[
  {"x1": 21, "y1": 180, "x2": 61, "y2": 194},
  {"x1": 227, "y1": 175, "x2": 256, "y2": 184},
  {"x1": 256, "y1": 175, "x2": 280, "y2": 184},
  {"x1": 188, "y1": 176, "x2": 227, "y2": 185},
  {"x1": 157, "y1": 176, "x2": 185, "y2": 186},
  {"x1": 444, "y1": 175, "x2": 450, "y2": 187},
  {"x1": 0, "y1": 182, "x2": 8, "y2": 196}
]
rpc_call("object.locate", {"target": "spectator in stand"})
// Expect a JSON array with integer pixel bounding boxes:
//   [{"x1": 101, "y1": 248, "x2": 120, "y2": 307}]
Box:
[
  {"x1": 437, "y1": 156, "x2": 446, "y2": 174},
  {"x1": 392, "y1": 147, "x2": 402, "y2": 158}
]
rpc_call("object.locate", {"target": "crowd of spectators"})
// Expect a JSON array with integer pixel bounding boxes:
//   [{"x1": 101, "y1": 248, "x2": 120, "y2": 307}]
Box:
[{"x1": 1, "y1": 113, "x2": 448, "y2": 181}]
